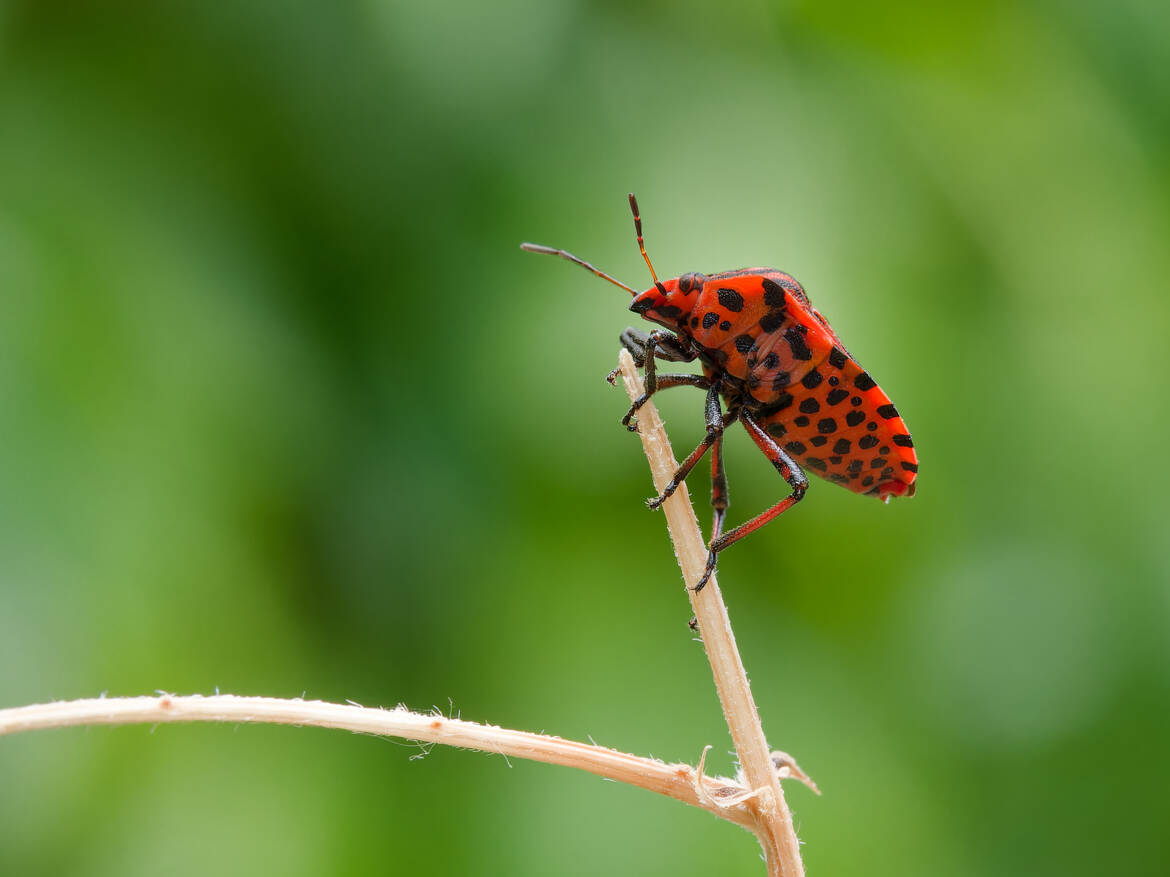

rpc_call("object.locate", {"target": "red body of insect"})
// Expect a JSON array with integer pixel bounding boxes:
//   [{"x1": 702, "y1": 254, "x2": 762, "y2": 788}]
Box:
[
  {"x1": 633, "y1": 267, "x2": 918, "y2": 500},
  {"x1": 523, "y1": 194, "x2": 915, "y2": 589}
]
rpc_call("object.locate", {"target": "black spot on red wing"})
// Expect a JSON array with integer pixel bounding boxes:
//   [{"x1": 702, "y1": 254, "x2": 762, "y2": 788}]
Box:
[
  {"x1": 851, "y1": 396, "x2": 862, "y2": 406},
  {"x1": 772, "y1": 391, "x2": 794, "y2": 411},
  {"x1": 862, "y1": 475, "x2": 874, "y2": 487},
  {"x1": 859, "y1": 435, "x2": 878, "y2": 450},
  {"x1": 809, "y1": 435, "x2": 828, "y2": 447},
  {"x1": 762, "y1": 278, "x2": 787, "y2": 308},
  {"x1": 893, "y1": 434, "x2": 914, "y2": 447},
  {"x1": 717, "y1": 288, "x2": 745, "y2": 312},
  {"x1": 845, "y1": 410, "x2": 866, "y2": 427},
  {"x1": 829, "y1": 473, "x2": 849, "y2": 484},
  {"x1": 828, "y1": 376, "x2": 840, "y2": 386},
  {"x1": 828, "y1": 455, "x2": 842, "y2": 464},
  {"x1": 829, "y1": 347, "x2": 848, "y2": 369},
  {"x1": 801, "y1": 369, "x2": 823, "y2": 389},
  {"x1": 881, "y1": 466, "x2": 895, "y2": 478},
  {"x1": 877, "y1": 404, "x2": 899, "y2": 419},
  {"x1": 794, "y1": 415, "x2": 810, "y2": 427},
  {"x1": 826, "y1": 388, "x2": 849, "y2": 406},
  {"x1": 763, "y1": 352, "x2": 779, "y2": 370},
  {"x1": 785, "y1": 441, "x2": 806, "y2": 455},
  {"x1": 784, "y1": 326, "x2": 812, "y2": 361},
  {"x1": 847, "y1": 459, "x2": 863, "y2": 473},
  {"x1": 804, "y1": 457, "x2": 827, "y2": 472},
  {"x1": 867, "y1": 421, "x2": 878, "y2": 431},
  {"x1": 719, "y1": 320, "x2": 731, "y2": 331},
  {"x1": 816, "y1": 417, "x2": 838, "y2": 434},
  {"x1": 656, "y1": 304, "x2": 683, "y2": 319},
  {"x1": 702, "y1": 312, "x2": 719, "y2": 329},
  {"x1": 767, "y1": 422, "x2": 786, "y2": 437},
  {"x1": 758, "y1": 310, "x2": 785, "y2": 333},
  {"x1": 854, "y1": 372, "x2": 877, "y2": 391},
  {"x1": 901, "y1": 461, "x2": 919, "y2": 472},
  {"x1": 734, "y1": 334, "x2": 755, "y2": 354},
  {"x1": 833, "y1": 438, "x2": 851, "y2": 454},
  {"x1": 880, "y1": 446, "x2": 890, "y2": 455},
  {"x1": 772, "y1": 372, "x2": 791, "y2": 390},
  {"x1": 799, "y1": 398, "x2": 820, "y2": 414},
  {"x1": 870, "y1": 457, "x2": 887, "y2": 469}
]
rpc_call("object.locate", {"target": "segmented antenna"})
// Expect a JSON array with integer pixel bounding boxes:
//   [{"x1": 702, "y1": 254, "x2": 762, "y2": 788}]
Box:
[
  {"x1": 628, "y1": 193, "x2": 668, "y2": 295},
  {"x1": 520, "y1": 242, "x2": 638, "y2": 295}
]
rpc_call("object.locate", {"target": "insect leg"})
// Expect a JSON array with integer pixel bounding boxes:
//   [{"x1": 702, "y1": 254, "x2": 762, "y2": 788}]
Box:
[
  {"x1": 692, "y1": 409, "x2": 807, "y2": 592},
  {"x1": 610, "y1": 326, "x2": 694, "y2": 372},
  {"x1": 689, "y1": 431, "x2": 732, "y2": 601},
  {"x1": 647, "y1": 387, "x2": 737, "y2": 509},
  {"x1": 609, "y1": 327, "x2": 701, "y2": 429},
  {"x1": 620, "y1": 373, "x2": 711, "y2": 431},
  {"x1": 639, "y1": 330, "x2": 694, "y2": 396},
  {"x1": 710, "y1": 429, "x2": 729, "y2": 540}
]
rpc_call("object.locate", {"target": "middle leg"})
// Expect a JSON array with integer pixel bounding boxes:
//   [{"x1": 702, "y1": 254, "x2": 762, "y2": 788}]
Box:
[
  {"x1": 692, "y1": 408, "x2": 808, "y2": 592},
  {"x1": 691, "y1": 430, "x2": 731, "y2": 595},
  {"x1": 647, "y1": 385, "x2": 737, "y2": 509},
  {"x1": 620, "y1": 373, "x2": 711, "y2": 431}
]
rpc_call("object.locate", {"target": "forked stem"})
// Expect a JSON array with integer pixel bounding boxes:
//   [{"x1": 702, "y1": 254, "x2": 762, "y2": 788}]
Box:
[
  {"x1": 614, "y1": 348, "x2": 806, "y2": 877},
  {"x1": 0, "y1": 350, "x2": 812, "y2": 875},
  {"x1": 0, "y1": 694, "x2": 773, "y2": 831}
]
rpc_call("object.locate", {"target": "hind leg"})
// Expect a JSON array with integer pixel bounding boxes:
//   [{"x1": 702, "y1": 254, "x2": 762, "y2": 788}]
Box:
[{"x1": 692, "y1": 409, "x2": 808, "y2": 592}]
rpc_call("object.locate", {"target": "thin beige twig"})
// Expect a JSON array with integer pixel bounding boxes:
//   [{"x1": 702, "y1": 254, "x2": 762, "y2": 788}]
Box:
[
  {"x1": 0, "y1": 350, "x2": 814, "y2": 874},
  {"x1": 0, "y1": 693, "x2": 763, "y2": 830},
  {"x1": 614, "y1": 348, "x2": 806, "y2": 877}
]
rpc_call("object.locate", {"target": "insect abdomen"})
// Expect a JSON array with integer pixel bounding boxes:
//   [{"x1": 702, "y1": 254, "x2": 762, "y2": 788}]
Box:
[{"x1": 760, "y1": 346, "x2": 917, "y2": 499}]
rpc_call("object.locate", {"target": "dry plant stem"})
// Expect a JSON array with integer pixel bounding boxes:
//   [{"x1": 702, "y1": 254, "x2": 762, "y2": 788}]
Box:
[
  {"x1": 0, "y1": 694, "x2": 758, "y2": 831},
  {"x1": 616, "y1": 348, "x2": 805, "y2": 877}
]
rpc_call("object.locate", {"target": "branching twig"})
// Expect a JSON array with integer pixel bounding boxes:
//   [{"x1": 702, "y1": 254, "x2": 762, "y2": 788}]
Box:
[
  {"x1": 614, "y1": 348, "x2": 806, "y2": 877},
  {"x1": 0, "y1": 693, "x2": 774, "y2": 830},
  {"x1": 0, "y1": 349, "x2": 814, "y2": 875}
]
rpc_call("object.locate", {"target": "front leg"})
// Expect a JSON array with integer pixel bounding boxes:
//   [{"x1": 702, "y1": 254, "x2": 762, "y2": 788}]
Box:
[
  {"x1": 608, "y1": 326, "x2": 695, "y2": 383},
  {"x1": 616, "y1": 326, "x2": 695, "y2": 369},
  {"x1": 640, "y1": 329, "x2": 693, "y2": 401},
  {"x1": 608, "y1": 327, "x2": 700, "y2": 430}
]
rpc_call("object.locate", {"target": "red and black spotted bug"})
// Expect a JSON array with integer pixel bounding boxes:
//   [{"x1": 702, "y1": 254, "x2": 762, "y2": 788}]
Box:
[{"x1": 522, "y1": 194, "x2": 917, "y2": 590}]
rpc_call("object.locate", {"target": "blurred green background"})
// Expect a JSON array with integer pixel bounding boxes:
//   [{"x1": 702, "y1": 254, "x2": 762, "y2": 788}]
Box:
[{"x1": 2, "y1": 1, "x2": 1168, "y2": 874}]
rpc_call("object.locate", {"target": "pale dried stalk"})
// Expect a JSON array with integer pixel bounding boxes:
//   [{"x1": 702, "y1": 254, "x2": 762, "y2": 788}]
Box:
[
  {"x1": 0, "y1": 352, "x2": 811, "y2": 872},
  {"x1": 615, "y1": 348, "x2": 805, "y2": 877},
  {"x1": 0, "y1": 693, "x2": 760, "y2": 831}
]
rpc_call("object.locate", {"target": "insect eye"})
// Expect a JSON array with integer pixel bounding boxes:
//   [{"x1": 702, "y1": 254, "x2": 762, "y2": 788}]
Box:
[{"x1": 678, "y1": 272, "x2": 706, "y2": 294}]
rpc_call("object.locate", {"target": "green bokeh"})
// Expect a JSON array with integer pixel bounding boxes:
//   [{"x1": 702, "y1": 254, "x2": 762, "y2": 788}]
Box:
[{"x1": 2, "y1": 1, "x2": 1168, "y2": 874}]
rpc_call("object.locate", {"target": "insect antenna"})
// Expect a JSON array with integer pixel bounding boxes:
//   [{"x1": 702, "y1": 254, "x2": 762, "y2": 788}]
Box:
[
  {"x1": 628, "y1": 193, "x2": 668, "y2": 295},
  {"x1": 520, "y1": 242, "x2": 639, "y2": 296}
]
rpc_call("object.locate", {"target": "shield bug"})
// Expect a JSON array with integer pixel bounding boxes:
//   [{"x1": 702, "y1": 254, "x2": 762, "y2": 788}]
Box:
[{"x1": 522, "y1": 194, "x2": 917, "y2": 590}]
